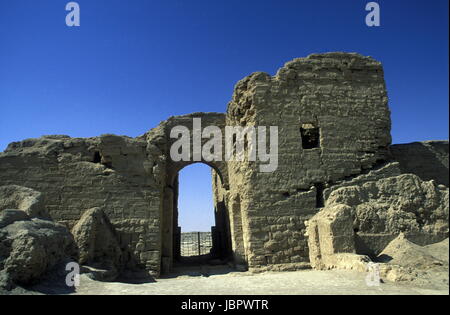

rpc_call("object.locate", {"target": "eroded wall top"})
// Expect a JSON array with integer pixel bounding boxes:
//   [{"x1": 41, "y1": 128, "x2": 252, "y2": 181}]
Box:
[{"x1": 227, "y1": 52, "x2": 392, "y2": 191}]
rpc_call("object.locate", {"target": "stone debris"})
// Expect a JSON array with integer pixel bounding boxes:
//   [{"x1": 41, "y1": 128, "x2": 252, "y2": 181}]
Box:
[
  {"x1": 0, "y1": 185, "x2": 47, "y2": 218},
  {"x1": 305, "y1": 204, "x2": 371, "y2": 272},
  {"x1": 378, "y1": 234, "x2": 449, "y2": 286},
  {"x1": 306, "y1": 172, "x2": 448, "y2": 285},
  {"x1": 71, "y1": 207, "x2": 124, "y2": 281},
  {"x1": 326, "y1": 173, "x2": 449, "y2": 255},
  {"x1": 0, "y1": 210, "x2": 78, "y2": 290}
]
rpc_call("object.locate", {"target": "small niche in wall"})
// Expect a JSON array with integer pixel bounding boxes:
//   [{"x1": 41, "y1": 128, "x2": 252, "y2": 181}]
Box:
[
  {"x1": 314, "y1": 183, "x2": 325, "y2": 208},
  {"x1": 300, "y1": 123, "x2": 320, "y2": 149},
  {"x1": 93, "y1": 151, "x2": 113, "y2": 169},
  {"x1": 93, "y1": 151, "x2": 101, "y2": 163}
]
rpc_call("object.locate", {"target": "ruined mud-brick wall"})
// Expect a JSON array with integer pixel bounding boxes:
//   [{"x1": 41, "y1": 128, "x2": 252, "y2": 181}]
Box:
[
  {"x1": 139, "y1": 112, "x2": 229, "y2": 271},
  {"x1": 0, "y1": 112, "x2": 230, "y2": 276},
  {"x1": 1, "y1": 52, "x2": 447, "y2": 276},
  {"x1": 226, "y1": 53, "x2": 392, "y2": 270},
  {"x1": 0, "y1": 134, "x2": 164, "y2": 274},
  {"x1": 318, "y1": 141, "x2": 449, "y2": 256},
  {"x1": 324, "y1": 173, "x2": 449, "y2": 256}
]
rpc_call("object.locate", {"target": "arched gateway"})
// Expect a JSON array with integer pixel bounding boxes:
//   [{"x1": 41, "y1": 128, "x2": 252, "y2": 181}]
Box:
[{"x1": 156, "y1": 112, "x2": 234, "y2": 273}]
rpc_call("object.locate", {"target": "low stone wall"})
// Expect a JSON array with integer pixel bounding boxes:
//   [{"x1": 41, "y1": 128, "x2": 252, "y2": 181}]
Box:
[
  {"x1": 0, "y1": 135, "x2": 164, "y2": 274},
  {"x1": 308, "y1": 173, "x2": 449, "y2": 270}
]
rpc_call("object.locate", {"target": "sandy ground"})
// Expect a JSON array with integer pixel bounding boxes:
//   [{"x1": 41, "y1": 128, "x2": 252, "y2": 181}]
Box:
[
  {"x1": 68, "y1": 268, "x2": 449, "y2": 295},
  {"x1": 11, "y1": 238, "x2": 447, "y2": 296}
]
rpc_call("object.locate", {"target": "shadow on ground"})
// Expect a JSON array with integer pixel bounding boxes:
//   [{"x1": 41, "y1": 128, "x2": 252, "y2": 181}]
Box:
[{"x1": 161, "y1": 254, "x2": 239, "y2": 279}]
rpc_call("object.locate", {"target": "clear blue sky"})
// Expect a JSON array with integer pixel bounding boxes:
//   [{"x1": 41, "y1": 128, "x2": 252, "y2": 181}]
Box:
[{"x1": 0, "y1": 0, "x2": 448, "y2": 231}]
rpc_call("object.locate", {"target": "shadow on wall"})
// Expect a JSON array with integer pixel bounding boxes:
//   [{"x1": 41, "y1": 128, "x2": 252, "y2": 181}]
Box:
[{"x1": 390, "y1": 141, "x2": 449, "y2": 187}]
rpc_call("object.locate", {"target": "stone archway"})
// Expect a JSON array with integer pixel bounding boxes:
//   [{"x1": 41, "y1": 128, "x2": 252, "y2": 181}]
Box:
[
  {"x1": 160, "y1": 161, "x2": 232, "y2": 273},
  {"x1": 157, "y1": 113, "x2": 234, "y2": 274}
]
